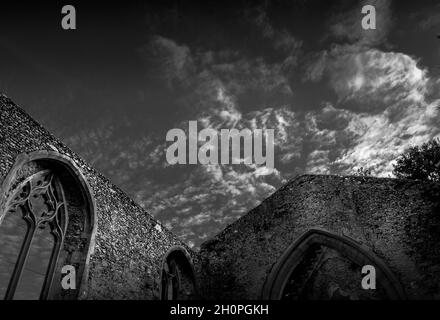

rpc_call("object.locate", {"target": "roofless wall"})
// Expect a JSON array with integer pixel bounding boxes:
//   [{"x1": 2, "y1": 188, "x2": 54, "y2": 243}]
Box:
[
  {"x1": 0, "y1": 95, "x2": 195, "y2": 299},
  {"x1": 2, "y1": 94, "x2": 440, "y2": 300},
  {"x1": 197, "y1": 175, "x2": 440, "y2": 299}
]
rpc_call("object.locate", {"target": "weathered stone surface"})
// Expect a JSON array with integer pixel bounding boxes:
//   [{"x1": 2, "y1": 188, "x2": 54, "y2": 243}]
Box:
[
  {"x1": 2, "y1": 94, "x2": 440, "y2": 300},
  {"x1": 197, "y1": 175, "x2": 440, "y2": 299},
  {"x1": 0, "y1": 95, "x2": 196, "y2": 299}
]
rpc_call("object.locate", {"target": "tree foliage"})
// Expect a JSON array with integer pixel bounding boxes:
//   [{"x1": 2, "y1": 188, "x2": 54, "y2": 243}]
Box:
[
  {"x1": 393, "y1": 138, "x2": 440, "y2": 182},
  {"x1": 354, "y1": 167, "x2": 372, "y2": 177}
]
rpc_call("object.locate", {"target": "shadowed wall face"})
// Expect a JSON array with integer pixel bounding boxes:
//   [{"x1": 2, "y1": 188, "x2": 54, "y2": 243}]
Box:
[
  {"x1": 161, "y1": 248, "x2": 197, "y2": 300},
  {"x1": 281, "y1": 244, "x2": 388, "y2": 300},
  {"x1": 197, "y1": 175, "x2": 440, "y2": 300}
]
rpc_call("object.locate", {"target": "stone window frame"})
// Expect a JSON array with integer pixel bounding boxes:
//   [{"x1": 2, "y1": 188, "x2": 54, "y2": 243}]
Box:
[
  {"x1": 0, "y1": 150, "x2": 97, "y2": 300},
  {"x1": 1, "y1": 169, "x2": 67, "y2": 299},
  {"x1": 160, "y1": 246, "x2": 197, "y2": 300},
  {"x1": 261, "y1": 228, "x2": 407, "y2": 300}
]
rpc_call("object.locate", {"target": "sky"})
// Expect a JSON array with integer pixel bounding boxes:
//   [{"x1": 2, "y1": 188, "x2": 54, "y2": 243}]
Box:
[{"x1": 1, "y1": 0, "x2": 440, "y2": 248}]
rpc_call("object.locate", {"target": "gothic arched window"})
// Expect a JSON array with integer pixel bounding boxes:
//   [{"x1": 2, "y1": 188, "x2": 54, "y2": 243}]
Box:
[
  {"x1": 0, "y1": 170, "x2": 66, "y2": 299},
  {"x1": 261, "y1": 229, "x2": 407, "y2": 300},
  {"x1": 0, "y1": 151, "x2": 96, "y2": 300},
  {"x1": 162, "y1": 260, "x2": 180, "y2": 300},
  {"x1": 161, "y1": 247, "x2": 197, "y2": 300}
]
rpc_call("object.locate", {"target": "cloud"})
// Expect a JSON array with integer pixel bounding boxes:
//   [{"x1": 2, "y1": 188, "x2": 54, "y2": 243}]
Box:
[
  {"x1": 139, "y1": 36, "x2": 195, "y2": 89},
  {"x1": 60, "y1": 3, "x2": 440, "y2": 249},
  {"x1": 333, "y1": 100, "x2": 440, "y2": 176},
  {"x1": 244, "y1": 1, "x2": 302, "y2": 57},
  {"x1": 146, "y1": 101, "x2": 294, "y2": 246},
  {"x1": 307, "y1": 47, "x2": 428, "y2": 112},
  {"x1": 132, "y1": 30, "x2": 440, "y2": 246},
  {"x1": 141, "y1": 161, "x2": 283, "y2": 247},
  {"x1": 303, "y1": 46, "x2": 440, "y2": 175},
  {"x1": 60, "y1": 32, "x2": 302, "y2": 248},
  {"x1": 295, "y1": 0, "x2": 440, "y2": 177}
]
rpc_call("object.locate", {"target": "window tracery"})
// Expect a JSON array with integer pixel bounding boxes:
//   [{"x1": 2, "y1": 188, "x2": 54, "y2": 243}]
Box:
[{"x1": 0, "y1": 170, "x2": 67, "y2": 300}]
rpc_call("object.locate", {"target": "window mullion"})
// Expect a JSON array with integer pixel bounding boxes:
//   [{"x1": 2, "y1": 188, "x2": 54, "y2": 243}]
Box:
[
  {"x1": 5, "y1": 201, "x2": 36, "y2": 300},
  {"x1": 40, "y1": 228, "x2": 63, "y2": 300}
]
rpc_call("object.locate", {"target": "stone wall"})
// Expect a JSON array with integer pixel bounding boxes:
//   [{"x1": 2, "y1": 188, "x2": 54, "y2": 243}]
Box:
[
  {"x1": 0, "y1": 94, "x2": 196, "y2": 299},
  {"x1": 3, "y1": 94, "x2": 440, "y2": 301},
  {"x1": 197, "y1": 175, "x2": 440, "y2": 299}
]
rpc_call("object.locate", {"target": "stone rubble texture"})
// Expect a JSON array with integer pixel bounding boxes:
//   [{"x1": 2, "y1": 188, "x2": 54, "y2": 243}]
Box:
[
  {"x1": 0, "y1": 95, "x2": 195, "y2": 299},
  {"x1": 197, "y1": 175, "x2": 440, "y2": 299}
]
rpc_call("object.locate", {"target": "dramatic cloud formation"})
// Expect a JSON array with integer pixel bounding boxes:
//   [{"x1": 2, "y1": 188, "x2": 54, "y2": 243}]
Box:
[
  {"x1": 305, "y1": 11, "x2": 440, "y2": 175},
  {"x1": 4, "y1": 1, "x2": 440, "y2": 248},
  {"x1": 68, "y1": 17, "x2": 440, "y2": 247}
]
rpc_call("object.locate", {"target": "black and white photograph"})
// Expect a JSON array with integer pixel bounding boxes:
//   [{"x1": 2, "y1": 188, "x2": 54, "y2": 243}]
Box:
[{"x1": 0, "y1": 0, "x2": 440, "y2": 316}]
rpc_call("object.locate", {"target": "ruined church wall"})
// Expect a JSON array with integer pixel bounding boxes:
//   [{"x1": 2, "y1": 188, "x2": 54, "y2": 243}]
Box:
[
  {"x1": 197, "y1": 175, "x2": 440, "y2": 299},
  {"x1": 0, "y1": 95, "x2": 196, "y2": 299}
]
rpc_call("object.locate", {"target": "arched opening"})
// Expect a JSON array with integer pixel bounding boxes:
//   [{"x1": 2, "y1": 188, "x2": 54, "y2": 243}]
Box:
[
  {"x1": 261, "y1": 229, "x2": 406, "y2": 300},
  {"x1": 160, "y1": 246, "x2": 197, "y2": 300},
  {"x1": 0, "y1": 151, "x2": 96, "y2": 300}
]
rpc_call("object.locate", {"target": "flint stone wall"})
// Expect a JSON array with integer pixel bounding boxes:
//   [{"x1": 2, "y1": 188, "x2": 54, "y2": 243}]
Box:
[
  {"x1": 197, "y1": 174, "x2": 440, "y2": 299},
  {"x1": 0, "y1": 95, "x2": 196, "y2": 299}
]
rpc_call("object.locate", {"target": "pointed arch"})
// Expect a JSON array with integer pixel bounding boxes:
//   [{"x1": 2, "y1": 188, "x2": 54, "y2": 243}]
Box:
[
  {"x1": 160, "y1": 246, "x2": 197, "y2": 300},
  {"x1": 0, "y1": 150, "x2": 97, "y2": 300},
  {"x1": 261, "y1": 228, "x2": 406, "y2": 300}
]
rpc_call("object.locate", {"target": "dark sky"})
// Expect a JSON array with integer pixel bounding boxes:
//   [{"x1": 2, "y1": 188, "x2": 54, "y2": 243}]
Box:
[{"x1": 1, "y1": 0, "x2": 440, "y2": 248}]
